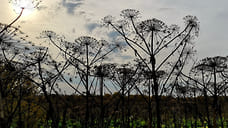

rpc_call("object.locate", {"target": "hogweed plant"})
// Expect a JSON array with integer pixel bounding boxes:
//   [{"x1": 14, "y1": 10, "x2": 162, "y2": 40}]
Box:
[
  {"x1": 103, "y1": 9, "x2": 199, "y2": 128},
  {"x1": 183, "y1": 56, "x2": 228, "y2": 128},
  {"x1": 40, "y1": 30, "x2": 125, "y2": 128},
  {"x1": 0, "y1": 23, "x2": 51, "y2": 127}
]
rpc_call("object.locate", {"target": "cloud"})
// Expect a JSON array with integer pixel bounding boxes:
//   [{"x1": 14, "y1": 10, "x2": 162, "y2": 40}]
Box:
[
  {"x1": 107, "y1": 31, "x2": 120, "y2": 40},
  {"x1": 122, "y1": 55, "x2": 133, "y2": 60},
  {"x1": 85, "y1": 23, "x2": 99, "y2": 32},
  {"x1": 62, "y1": 0, "x2": 83, "y2": 15},
  {"x1": 18, "y1": 19, "x2": 26, "y2": 23},
  {"x1": 37, "y1": 5, "x2": 48, "y2": 11},
  {"x1": 157, "y1": 7, "x2": 174, "y2": 12}
]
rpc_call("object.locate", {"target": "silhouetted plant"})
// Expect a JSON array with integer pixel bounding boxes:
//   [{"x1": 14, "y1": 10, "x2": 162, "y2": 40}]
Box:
[
  {"x1": 93, "y1": 63, "x2": 117, "y2": 128},
  {"x1": 108, "y1": 64, "x2": 138, "y2": 128},
  {"x1": 41, "y1": 30, "x2": 123, "y2": 128},
  {"x1": 180, "y1": 56, "x2": 228, "y2": 128},
  {"x1": 103, "y1": 9, "x2": 199, "y2": 128},
  {"x1": 0, "y1": 23, "x2": 46, "y2": 127},
  {"x1": 0, "y1": 23, "x2": 68, "y2": 127},
  {"x1": 192, "y1": 56, "x2": 227, "y2": 128},
  {"x1": 26, "y1": 46, "x2": 70, "y2": 128}
]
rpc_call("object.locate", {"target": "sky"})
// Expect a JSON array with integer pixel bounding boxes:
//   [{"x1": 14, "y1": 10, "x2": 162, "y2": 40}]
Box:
[
  {"x1": 1, "y1": 0, "x2": 228, "y2": 59},
  {"x1": 1, "y1": 0, "x2": 228, "y2": 94}
]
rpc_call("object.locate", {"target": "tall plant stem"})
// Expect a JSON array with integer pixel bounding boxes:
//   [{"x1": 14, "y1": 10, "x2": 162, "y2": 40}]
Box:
[{"x1": 0, "y1": 8, "x2": 24, "y2": 34}]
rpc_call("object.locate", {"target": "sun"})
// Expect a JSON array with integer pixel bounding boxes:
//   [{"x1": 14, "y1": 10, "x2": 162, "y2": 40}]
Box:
[{"x1": 10, "y1": 0, "x2": 40, "y2": 17}]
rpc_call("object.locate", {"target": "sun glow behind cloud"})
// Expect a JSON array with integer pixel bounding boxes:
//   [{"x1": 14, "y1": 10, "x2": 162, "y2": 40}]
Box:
[{"x1": 10, "y1": 0, "x2": 40, "y2": 16}]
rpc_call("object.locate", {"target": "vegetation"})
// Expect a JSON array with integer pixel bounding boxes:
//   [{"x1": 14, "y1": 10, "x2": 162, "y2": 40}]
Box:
[{"x1": 0, "y1": 1, "x2": 228, "y2": 127}]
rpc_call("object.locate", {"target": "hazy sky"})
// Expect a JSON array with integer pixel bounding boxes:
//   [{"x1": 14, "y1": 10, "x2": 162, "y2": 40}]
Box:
[{"x1": 1, "y1": 0, "x2": 228, "y2": 59}]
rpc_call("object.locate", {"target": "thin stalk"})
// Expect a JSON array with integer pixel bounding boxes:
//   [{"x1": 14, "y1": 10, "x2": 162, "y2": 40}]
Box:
[
  {"x1": 85, "y1": 44, "x2": 89, "y2": 128},
  {"x1": 100, "y1": 75, "x2": 104, "y2": 128},
  {"x1": 0, "y1": 8, "x2": 24, "y2": 34}
]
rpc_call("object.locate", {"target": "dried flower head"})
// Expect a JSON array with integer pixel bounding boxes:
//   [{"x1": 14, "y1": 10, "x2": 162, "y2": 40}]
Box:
[
  {"x1": 39, "y1": 30, "x2": 65, "y2": 47},
  {"x1": 194, "y1": 56, "x2": 227, "y2": 73},
  {"x1": 183, "y1": 15, "x2": 200, "y2": 37},
  {"x1": 141, "y1": 69, "x2": 166, "y2": 80},
  {"x1": 94, "y1": 63, "x2": 116, "y2": 77},
  {"x1": 183, "y1": 46, "x2": 196, "y2": 57},
  {"x1": 114, "y1": 64, "x2": 135, "y2": 81},
  {"x1": 120, "y1": 9, "x2": 140, "y2": 19},
  {"x1": 167, "y1": 24, "x2": 180, "y2": 34},
  {"x1": 138, "y1": 18, "x2": 167, "y2": 33},
  {"x1": 116, "y1": 20, "x2": 129, "y2": 29},
  {"x1": 99, "y1": 39, "x2": 108, "y2": 47},
  {"x1": 103, "y1": 15, "x2": 115, "y2": 26},
  {"x1": 109, "y1": 41, "x2": 127, "y2": 52},
  {"x1": 40, "y1": 30, "x2": 59, "y2": 39},
  {"x1": 75, "y1": 36, "x2": 98, "y2": 48}
]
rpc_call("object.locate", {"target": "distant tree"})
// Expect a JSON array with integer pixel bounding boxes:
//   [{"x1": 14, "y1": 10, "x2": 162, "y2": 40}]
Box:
[{"x1": 103, "y1": 9, "x2": 199, "y2": 128}]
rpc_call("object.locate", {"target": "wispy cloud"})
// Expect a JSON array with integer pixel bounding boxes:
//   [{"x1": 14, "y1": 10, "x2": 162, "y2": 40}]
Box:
[
  {"x1": 85, "y1": 23, "x2": 99, "y2": 32},
  {"x1": 62, "y1": 0, "x2": 83, "y2": 15}
]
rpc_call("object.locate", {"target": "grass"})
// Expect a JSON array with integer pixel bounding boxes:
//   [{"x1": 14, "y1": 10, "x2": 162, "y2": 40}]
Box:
[{"x1": 8, "y1": 118, "x2": 228, "y2": 128}]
